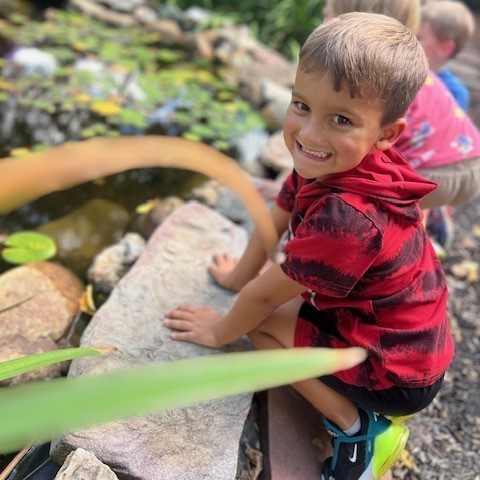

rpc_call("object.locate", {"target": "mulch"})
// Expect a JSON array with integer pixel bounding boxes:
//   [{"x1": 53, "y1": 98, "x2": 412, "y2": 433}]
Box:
[
  {"x1": 391, "y1": 199, "x2": 480, "y2": 480},
  {"x1": 398, "y1": 16, "x2": 480, "y2": 480}
]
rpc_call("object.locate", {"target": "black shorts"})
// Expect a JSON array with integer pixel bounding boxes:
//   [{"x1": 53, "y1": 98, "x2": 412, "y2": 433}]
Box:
[
  {"x1": 319, "y1": 373, "x2": 444, "y2": 416},
  {"x1": 296, "y1": 301, "x2": 445, "y2": 416}
]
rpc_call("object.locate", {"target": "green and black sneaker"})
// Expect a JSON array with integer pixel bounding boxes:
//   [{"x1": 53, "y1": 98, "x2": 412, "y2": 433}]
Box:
[{"x1": 321, "y1": 407, "x2": 409, "y2": 480}]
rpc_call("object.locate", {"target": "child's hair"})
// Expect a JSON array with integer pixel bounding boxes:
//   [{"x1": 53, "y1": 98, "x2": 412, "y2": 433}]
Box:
[
  {"x1": 299, "y1": 12, "x2": 428, "y2": 126},
  {"x1": 326, "y1": 0, "x2": 421, "y2": 34},
  {"x1": 421, "y1": 0, "x2": 475, "y2": 58}
]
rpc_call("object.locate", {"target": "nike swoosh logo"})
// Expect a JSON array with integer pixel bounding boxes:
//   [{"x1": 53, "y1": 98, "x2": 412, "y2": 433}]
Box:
[{"x1": 349, "y1": 444, "x2": 358, "y2": 463}]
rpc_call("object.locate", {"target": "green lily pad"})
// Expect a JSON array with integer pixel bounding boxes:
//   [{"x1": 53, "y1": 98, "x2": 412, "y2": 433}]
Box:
[{"x1": 2, "y1": 232, "x2": 57, "y2": 265}]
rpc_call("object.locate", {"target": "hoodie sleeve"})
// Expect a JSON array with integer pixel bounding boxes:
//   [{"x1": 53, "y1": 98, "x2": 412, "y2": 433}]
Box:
[
  {"x1": 276, "y1": 170, "x2": 300, "y2": 213},
  {"x1": 280, "y1": 194, "x2": 383, "y2": 298}
]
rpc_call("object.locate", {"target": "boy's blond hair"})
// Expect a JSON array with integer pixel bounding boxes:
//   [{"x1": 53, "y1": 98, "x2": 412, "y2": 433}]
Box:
[
  {"x1": 327, "y1": 0, "x2": 421, "y2": 34},
  {"x1": 299, "y1": 12, "x2": 428, "y2": 126},
  {"x1": 421, "y1": 1, "x2": 475, "y2": 57}
]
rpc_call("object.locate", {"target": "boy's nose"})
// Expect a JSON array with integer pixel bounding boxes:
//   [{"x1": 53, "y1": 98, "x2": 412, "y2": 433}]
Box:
[{"x1": 299, "y1": 118, "x2": 323, "y2": 147}]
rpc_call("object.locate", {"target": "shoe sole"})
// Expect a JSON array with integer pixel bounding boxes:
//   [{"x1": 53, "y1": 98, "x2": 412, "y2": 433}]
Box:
[
  {"x1": 389, "y1": 414, "x2": 414, "y2": 425},
  {"x1": 373, "y1": 424, "x2": 410, "y2": 478}
]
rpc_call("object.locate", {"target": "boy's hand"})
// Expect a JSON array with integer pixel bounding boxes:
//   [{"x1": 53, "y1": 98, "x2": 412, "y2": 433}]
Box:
[
  {"x1": 208, "y1": 253, "x2": 241, "y2": 291},
  {"x1": 164, "y1": 305, "x2": 225, "y2": 348}
]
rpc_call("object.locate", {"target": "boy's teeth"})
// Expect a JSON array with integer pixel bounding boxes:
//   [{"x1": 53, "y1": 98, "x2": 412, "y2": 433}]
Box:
[{"x1": 302, "y1": 146, "x2": 329, "y2": 158}]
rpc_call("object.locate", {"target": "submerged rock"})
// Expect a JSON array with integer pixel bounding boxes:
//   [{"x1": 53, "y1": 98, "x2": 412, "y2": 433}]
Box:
[
  {"x1": 87, "y1": 232, "x2": 146, "y2": 294},
  {"x1": 37, "y1": 199, "x2": 130, "y2": 276}
]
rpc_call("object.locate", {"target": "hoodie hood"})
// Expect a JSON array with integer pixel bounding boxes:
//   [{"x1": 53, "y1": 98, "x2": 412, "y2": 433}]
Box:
[{"x1": 320, "y1": 148, "x2": 437, "y2": 223}]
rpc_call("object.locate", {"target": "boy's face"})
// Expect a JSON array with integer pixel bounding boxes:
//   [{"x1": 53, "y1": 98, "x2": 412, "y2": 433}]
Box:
[
  {"x1": 417, "y1": 21, "x2": 449, "y2": 71},
  {"x1": 283, "y1": 70, "x2": 397, "y2": 181}
]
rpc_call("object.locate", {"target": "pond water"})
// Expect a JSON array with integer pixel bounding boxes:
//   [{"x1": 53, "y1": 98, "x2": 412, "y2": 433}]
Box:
[
  {"x1": 0, "y1": 167, "x2": 204, "y2": 232},
  {"x1": 0, "y1": 444, "x2": 60, "y2": 480},
  {"x1": 0, "y1": 166, "x2": 205, "y2": 276}
]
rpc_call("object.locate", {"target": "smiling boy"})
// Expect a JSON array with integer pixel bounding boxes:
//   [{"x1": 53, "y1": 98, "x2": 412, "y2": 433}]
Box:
[{"x1": 165, "y1": 13, "x2": 454, "y2": 480}]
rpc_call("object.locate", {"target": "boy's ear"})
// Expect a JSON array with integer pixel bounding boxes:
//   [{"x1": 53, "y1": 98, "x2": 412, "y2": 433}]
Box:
[
  {"x1": 375, "y1": 118, "x2": 407, "y2": 151},
  {"x1": 440, "y1": 39, "x2": 456, "y2": 59}
]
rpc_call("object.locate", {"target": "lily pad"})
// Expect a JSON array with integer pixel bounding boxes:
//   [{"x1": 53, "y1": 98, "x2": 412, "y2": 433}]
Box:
[{"x1": 2, "y1": 232, "x2": 57, "y2": 264}]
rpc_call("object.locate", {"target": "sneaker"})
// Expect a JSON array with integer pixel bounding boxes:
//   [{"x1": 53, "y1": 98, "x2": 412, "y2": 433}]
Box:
[
  {"x1": 427, "y1": 206, "x2": 454, "y2": 249},
  {"x1": 429, "y1": 236, "x2": 447, "y2": 262},
  {"x1": 321, "y1": 407, "x2": 409, "y2": 480}
]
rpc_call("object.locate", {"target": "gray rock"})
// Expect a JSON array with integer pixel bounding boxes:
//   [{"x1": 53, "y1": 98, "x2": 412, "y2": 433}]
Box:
[
  {"x1": 55, "y1": 448, "x2": 119, "y2": 480},
  {"x1": 214, "y1": 188, "x2": 253, "y2": 233},
  {"x1": 183, "y1": 6, "x2": 212, "y2": 25},
  {"x1": 133, "y1": 5, "x2": 157, "y2": 24},
  {"x1": 259, "y1": 80, "x2": 291, "y2": 132},
  {"x1": 94, "y1": 0, "x2": 145, "y2": 13},
  {"x1": 261, "y1": 129, "x2": 293, "y2": 175},
  {"x1": 87, "y1": 232, "x2": 146, "y2": 293},
  {"x1": 231, "y1": 128, "x2": 270, "y2": 177},
  {"x1": 51, "y1": 202, "x2": 252, "y2": 480}
]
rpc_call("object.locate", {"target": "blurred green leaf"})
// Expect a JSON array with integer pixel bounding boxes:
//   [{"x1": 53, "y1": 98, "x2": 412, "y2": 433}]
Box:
[
  {"x1": 0, "y1": 347, "x2": 366, "y2": 454},
  {"x1": 0, "y1": 347, "x2": 115, "y2": 382},
  {"x1": 2, "y1": 232, "x2": 57, "y2": 264}
]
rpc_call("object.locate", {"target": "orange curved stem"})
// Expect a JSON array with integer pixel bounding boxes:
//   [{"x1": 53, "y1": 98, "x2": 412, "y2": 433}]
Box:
[{"x1": 0, "y1": 136, "x2": 278, "y2": 257}]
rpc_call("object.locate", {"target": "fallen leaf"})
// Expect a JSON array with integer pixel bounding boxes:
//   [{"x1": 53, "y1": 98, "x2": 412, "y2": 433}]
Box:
[{"x1": 450, "y1": 260, "x2": 479, "y2": 283}]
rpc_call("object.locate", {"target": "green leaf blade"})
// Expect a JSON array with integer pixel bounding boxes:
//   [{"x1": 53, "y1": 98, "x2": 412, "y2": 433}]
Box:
[
  {"x1": 0, "y1": 347, "x2": 114, "y2": 382},
  {"x1": 0, "y1": 347, "x2": 366, "y2": 453}
]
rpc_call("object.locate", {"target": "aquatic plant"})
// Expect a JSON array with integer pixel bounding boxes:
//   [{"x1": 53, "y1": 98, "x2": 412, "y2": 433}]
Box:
[
  {"x1": 0, "y1": 9, "x2": 265, "y2": 154},
  {"x1": 0, "y1": 347, "x2": 114, "y2": 382},
  {"x1": 0, "y1": 231, "x2": 56, "y2": 264}
]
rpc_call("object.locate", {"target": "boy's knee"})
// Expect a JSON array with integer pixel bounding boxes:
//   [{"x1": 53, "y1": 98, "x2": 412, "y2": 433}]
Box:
[
  {"x1": 247, "y1": 324, "x2": 265, "y2": 341},
  {"x1": 247, "y1": 322, "x2": 283, "y2": 350}
]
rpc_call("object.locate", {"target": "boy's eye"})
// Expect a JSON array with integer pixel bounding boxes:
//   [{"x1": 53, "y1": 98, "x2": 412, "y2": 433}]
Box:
[
  {"x1": 332, "y1": 115, "x2": 351, "y2": 125},
  {"x1": 292, "y1": 101, "x2": 310, "y2": 112}
]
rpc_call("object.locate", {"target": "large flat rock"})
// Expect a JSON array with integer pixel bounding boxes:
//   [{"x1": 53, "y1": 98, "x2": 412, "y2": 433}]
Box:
[{"x1": 51, "y1": 201, "x2": 252, "y2": 480}]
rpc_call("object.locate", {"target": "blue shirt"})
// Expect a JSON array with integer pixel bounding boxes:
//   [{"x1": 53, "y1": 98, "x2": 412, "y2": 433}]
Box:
[{"x1": 438, "y1": 68, "x2": 470, "y2": 111}]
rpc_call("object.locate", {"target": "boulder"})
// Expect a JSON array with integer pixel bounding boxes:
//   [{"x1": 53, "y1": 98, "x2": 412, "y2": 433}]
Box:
[
  {"x1": 0, "y1": 262, "x2": 83, "y2": 343},
  {"x1": 0, "y1": 262, "x2": 83, "y2": 385},
  {"x1": 51, "y1": 202, "x2": 252, "y2": 480}
]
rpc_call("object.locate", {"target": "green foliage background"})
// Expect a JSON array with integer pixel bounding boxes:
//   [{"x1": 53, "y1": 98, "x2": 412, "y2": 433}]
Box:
[
  {"x1": 167, "y1": 0, "x2": 326, "y2": 60},
  {"x1": 0, "y1": 9, "x2": 266, "y2": 156}
]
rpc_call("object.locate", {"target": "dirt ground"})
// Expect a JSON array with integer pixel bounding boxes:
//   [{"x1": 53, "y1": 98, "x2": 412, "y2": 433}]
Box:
[{"x1": 391, "y1": 199, "x2": 480, "y2": 480}]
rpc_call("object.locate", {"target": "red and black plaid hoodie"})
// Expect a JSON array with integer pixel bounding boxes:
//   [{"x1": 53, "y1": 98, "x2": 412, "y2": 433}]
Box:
[{"x1": 276, "y1": 148, "x2": 454, "y2": 390}]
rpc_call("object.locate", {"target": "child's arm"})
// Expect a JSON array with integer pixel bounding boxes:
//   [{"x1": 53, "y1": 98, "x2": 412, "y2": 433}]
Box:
[
  {"x1": 209, "y1": 203, "x2": 291, "y2": 292},
  {"x1": 164, "y1": 261, "x2": 307, "y2": 348}
]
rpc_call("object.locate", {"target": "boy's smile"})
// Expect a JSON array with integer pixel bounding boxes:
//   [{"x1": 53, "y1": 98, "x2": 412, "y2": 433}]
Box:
[{"x1": 283, "y1": 70, "x2": 400, "y2": 181}]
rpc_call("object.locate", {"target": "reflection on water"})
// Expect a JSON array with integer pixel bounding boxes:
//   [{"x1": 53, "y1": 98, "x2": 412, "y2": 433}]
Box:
[{"x1": 0, "y1": 167, "x2": 205, "y2": 232}]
